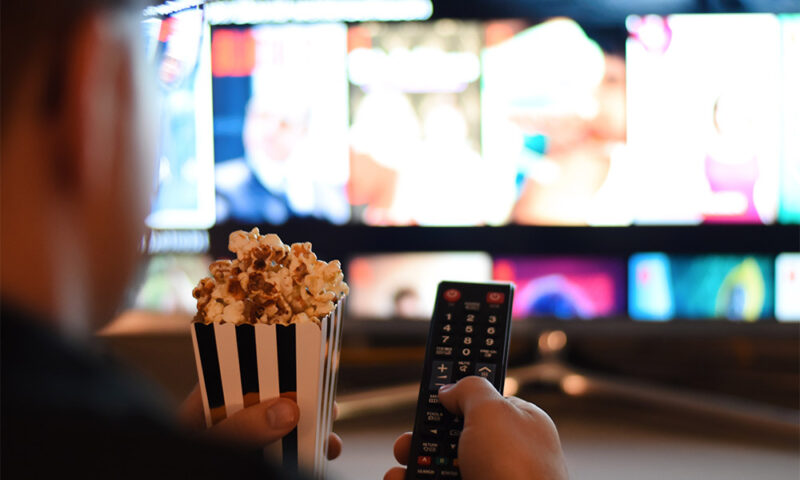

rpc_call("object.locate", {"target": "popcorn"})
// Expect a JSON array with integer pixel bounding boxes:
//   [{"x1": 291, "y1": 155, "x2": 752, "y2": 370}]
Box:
[{"x1": 192, "y1": 228, "x2": 348, "y2": 325}]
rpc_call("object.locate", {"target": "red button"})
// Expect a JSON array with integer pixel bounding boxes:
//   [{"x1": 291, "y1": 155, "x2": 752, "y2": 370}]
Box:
[
  {"x1": 486, "y1": 292, "x2": 505, "y2": 304},
  {"x1": 443, "y1": 289, "x2": 461, "y2": 302},
  {"x1": 417, "y1": 455, "x2": 432, "y2": 466}
]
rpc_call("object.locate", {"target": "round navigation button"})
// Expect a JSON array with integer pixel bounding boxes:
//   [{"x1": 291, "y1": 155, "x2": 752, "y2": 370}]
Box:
[{"x1": 444, "y1": 289, "x2": 461, "y2": 303}]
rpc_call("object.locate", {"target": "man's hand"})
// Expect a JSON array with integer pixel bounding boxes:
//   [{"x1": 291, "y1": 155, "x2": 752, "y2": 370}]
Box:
[
  {"x1": 180, "y1": 385, "x2": 342, "y2": 460},
  {"x1": 384, "y1": 377, "x2": 568, "y2": 480}
]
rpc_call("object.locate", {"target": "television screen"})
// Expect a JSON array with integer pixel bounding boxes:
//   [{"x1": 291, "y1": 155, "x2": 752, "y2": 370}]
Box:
[
  {"x1": 204, "y1": 10, "x2": 797, "y2": 227},
  {"x1": 348, "y1": 21, "x2": 489, "y2": 225},
  {"x1": 131, "y1": 253, "x2": 212, "y2": 313},
  {"x1": 346, "y1": 252, "x2": 492, "y2": 319},
  {"x1": 775, "y1": 253, "x2": 800, "y2": 321},
  {"x1": 778, "y1": 14, "x2": 800, "y2": 224},
  {"x1": 627, "y1": 14, "x2": 796, "y2": 225},
  {"x1": 629, "y1": 253, "x2": 775, "y2": 321},
  {"x1": 211, "y1": 23, "x2": 350, "y2": 225},
  {"x1": 483, "y1": 19, "x2": 630, "y2": 226},
  {"x1": 492, "y1": 257, "x2": 626, "y2": 319},
  {"x1": 143, "y1": 7, "x2": 216, "y2": 230}
]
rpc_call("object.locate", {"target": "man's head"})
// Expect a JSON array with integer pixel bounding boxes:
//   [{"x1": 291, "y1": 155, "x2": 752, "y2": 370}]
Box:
[{"x1": 1, "y1": 0, "x2": 157, "y2": 334}]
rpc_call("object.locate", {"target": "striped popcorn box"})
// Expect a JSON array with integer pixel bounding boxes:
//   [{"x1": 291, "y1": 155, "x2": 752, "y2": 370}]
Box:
[{"x1": 191, "y1": 298, "x2": 345, "y2": 479}]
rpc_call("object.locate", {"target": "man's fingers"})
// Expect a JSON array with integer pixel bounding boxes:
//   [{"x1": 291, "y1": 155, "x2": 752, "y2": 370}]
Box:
[
  {"x1": 393, "y1": 432, "x2": 413, "y2": 465},
  {"x1": 327, "y1": 433, "x2": 342, "y2": 460},
  {"x1": 383, "y1": 466, "x2": 407, "y2": 480},
  {"x1": 209, "y1": 397, "x2": 299, "y2": 448},
  {"x1": 437, "y1": 376, "x2": 504, "y2": 417},
  {"x1": 178, "y1": 385, "x2": 206, "y2": 430}
]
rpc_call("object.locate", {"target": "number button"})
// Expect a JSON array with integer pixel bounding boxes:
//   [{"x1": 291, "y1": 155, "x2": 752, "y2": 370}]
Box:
[
  {"x1": 460, "y1": 347, "x2": 471, "y2": 357},
  {"x1": 441, "y1": 335, "x2": 451, "y2": 344},
  {"x1": 464, "y1": 325, "x2": 473, "y2": 334},
  {"x1": 485, "y1": 338, "x2": 494, "y2": 346},
  {"x1": 486, "y1": 326, "x2": 496, "y2": 335},
  {"x1": 463, "y1": 337, "x2": 472, "y2": 345},
  {"x1": 465, "y1": 314, "x2": 476, "y2": 323},
  {"x1": 488, "y1": 315, "x2": 497, "y2": 324},
  {"x1": 444, "y1": 312, "x2": 453, "y2": 321}
]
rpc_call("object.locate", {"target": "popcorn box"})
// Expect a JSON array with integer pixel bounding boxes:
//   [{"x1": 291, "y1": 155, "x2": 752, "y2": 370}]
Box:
[{"x1": 191, "y1": 298, "x2": 345, "y2": 479}]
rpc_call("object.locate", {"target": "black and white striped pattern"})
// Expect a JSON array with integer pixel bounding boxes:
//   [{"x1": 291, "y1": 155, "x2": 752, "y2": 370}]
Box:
[{"x1": 191, "y1": 299, "x2": 345, "y2": 478}]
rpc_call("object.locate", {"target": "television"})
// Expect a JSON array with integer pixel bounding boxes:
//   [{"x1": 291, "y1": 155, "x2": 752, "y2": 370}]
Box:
[{"x1": 135, "y1": 0, "x2": 799, "y2": 413}]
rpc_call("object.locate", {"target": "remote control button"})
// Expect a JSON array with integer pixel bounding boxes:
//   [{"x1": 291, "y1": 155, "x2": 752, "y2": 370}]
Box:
[
  {"x1": 486, "y1": 326, "x2": 496, "y2": 335},
  {"x1": 487, "y1": 315, "x2": 497, "y2": 324},
  {"x1": 476, "y1": 363, "x2": 496, "y2": 383},
  {"x1": 452, "y1": 458, "x2": 459, "y2": 468},
  {"x1": 426, "y1": 410, "x2": 445, "y2": 424},
  {"x1": 448, "y1": 429, "x2": 461, "y2": 438},
  {"x1": 465, "y1": 314, "x2": 475, "y2": 323},
  {"x1": 434, "y1": 457, "x2": 449, "y2": 467},
  {"x1": 460, "y1": 347, "x2": 471, "y2": 358},
  {"x1": 440, "y1": 468, "x2": 459, "y2": 477},
  {"x1": 462, "y1": 337, "x2": 472, "y2": 345},
  {"x1": 444, "y1": 312, "x2": 453, "y2": 321},
  {"x1": 440, "y1": 335, "x2": 451, "y2": 345},
  {"x1": 448, "y1": 441, "x2": 458, "y2": 453},
  {"x1": 479, "y1": 348, "x2": 498, "y2": 360},
  {"x1": 422, "y1": 426, "x2": 440, "y2": 437},
  {"x1": 435, "y1": 346, "x2": 453, "y2": 357},
  {"x1": 442, "y1": 324, "x2": 452, "y2": 332},
  {"x1": 456, "y1": 360, "x2": 472, "y2": 375},
  {"x1": 464, "y1": 302, "x2": 481, "y2": 311},
  {"x1": 429, "y1": 361, "x2": 452, "y2": 390},
  {"x1": 464, "y1": 325, "x2": 474, "y2": 334},
  {"x1": 450, "y1": 416, "x2": 462, "y2": 426},
  {"x1": 417, "y1": 456, "x2": 432, "y2": 466},
  {"x1": 416, "y1": 468, "x2": 436, "y2": 477},
  {"x1": 443, "y1": 289, "x2": 461, "y2": 302},
  {"x1": 427, "y1": 393, "x2": 440, "y2": 405},
  {"x1": 486, "y1": 292, "x2": 505, "y2": 304},
  {"x1": 485, "y1": 338, "x2": 495, "y2": 346},
  {"x1": 421, "y1": 442, "x2": 439, "y2": 454}
]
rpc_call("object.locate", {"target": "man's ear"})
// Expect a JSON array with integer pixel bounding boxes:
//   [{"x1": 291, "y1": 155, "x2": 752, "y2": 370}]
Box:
[{"x1": 53, "y1": 12, "x2": 133, "y2": 201}]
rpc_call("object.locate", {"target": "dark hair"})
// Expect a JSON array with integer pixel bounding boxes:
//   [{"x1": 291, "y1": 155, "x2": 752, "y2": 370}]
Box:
[{"x1": 0, "y1": 0, "x2": 145, "y2": 130}]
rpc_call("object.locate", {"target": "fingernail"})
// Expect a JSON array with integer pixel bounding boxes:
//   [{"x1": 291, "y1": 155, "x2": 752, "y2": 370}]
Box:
[
  {"x1": 439, "y1": 383, "x2": 455, "y2": 393},
  {"x1": 266, "y1": 400, "x2": 298, "y2": 429}
]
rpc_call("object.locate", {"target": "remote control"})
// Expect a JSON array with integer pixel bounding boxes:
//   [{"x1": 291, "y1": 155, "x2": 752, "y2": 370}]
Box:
[{"x1": 405, "y1": 281, "x2": 514, "y2": 480}]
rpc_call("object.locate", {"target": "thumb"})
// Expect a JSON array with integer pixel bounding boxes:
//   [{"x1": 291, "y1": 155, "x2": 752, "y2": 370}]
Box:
[
  {"x1": 437, "y1": 376, "x2": 504, "y2": 417},
  {"x1": 209, "y1": 397, "x2": 300, "y2": 448}
]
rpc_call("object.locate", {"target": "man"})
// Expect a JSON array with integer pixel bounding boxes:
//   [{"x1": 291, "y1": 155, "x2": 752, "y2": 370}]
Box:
[{"x1": 0, "y1": 1, "x2": 568, "y2": 479}]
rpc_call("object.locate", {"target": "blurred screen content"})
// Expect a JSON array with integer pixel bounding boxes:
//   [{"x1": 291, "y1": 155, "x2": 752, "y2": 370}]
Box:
[
  {"x1": 778, "y1": 14, "x2": 800, "y2": 224},
  {"x1": 483, "y1": 19, "x2": 632, "y2": 226},
  {"x1": 347, "y1": 21, "x2": 497, "y2": 225},
  {"x1": 626, "y1": 14, "x2": 788, "y2": 225},
  {"x1": 212, "y1": 24, "x2": 350, "y2": 225},
  {"x1": 629, "y1": 253, "x2": 775, "y2": 321},
  {"x1": 143, "y1": 8, "x2": 216, "y2": 229},
  {"x1": 132, "y1": 254, "x2": 212, "y2": 313},
  {"x1": 493, "y1": 257, "x2": 626, "y2": 319},
  {"x1": 775, "y1": 253, "x2": 800, "y2": 321},
  {"x1": 346, "y1": 252, "x2": 492, "y2": 319}
]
